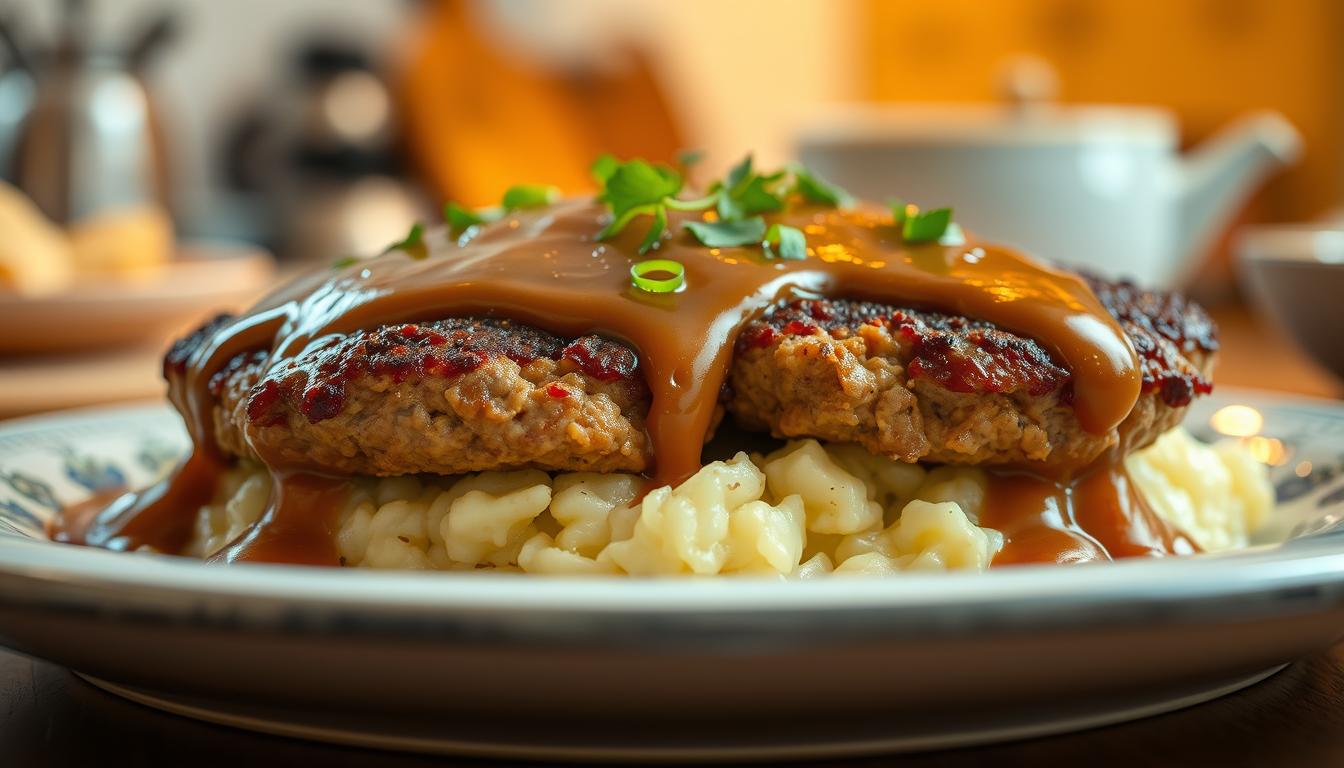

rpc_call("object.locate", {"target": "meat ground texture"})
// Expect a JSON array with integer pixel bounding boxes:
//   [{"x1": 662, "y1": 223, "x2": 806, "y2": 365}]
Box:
[
  {"x1": 169, "y1": 275, "x2": 1216, "y2": 476},
  {"x1": 196, "y1": 319, "x2": 649, "y2": 475},
  {"x1": 729, "y1": 273, "x2": 1214, "y2": 470}
]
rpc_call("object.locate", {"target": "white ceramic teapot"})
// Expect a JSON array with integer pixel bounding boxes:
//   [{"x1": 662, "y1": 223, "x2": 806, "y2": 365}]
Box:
[{"x1": 797, "y1": 102, "x2": 1300, "y2": 287}]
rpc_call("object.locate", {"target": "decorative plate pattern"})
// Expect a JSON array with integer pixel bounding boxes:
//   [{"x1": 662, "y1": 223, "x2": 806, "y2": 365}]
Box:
[{"x1": 0, "y1": 405, "x2": 186, "y2": 540}]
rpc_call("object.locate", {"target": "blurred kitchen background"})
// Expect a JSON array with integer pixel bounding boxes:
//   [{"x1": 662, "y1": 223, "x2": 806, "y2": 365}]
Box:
[{"x1": 1, "y1": 0, "x2": 1342, "y2": 416}]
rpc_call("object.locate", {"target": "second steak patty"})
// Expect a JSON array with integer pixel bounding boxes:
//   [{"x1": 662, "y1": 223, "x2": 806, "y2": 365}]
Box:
[{"x1": 169, "y1": 275, "x2": 1216, "y2": 476}]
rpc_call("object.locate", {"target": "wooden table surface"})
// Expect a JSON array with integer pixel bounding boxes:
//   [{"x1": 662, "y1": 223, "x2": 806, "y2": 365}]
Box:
[
  {"x1": 3, "y1": 643, "x2": 1343, "y2": 767},
  {"x1": 2, "y1": 302, "x2": 1341, "y2": 765},
  {"x1": 1207, "y1": 305, "x2": 1342, "y2": 399}
]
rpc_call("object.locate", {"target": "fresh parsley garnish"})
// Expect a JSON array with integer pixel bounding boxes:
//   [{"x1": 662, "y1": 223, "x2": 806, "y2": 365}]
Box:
[
  {"x1": 402, "y1": 156, "x2": 957, "y2": 272},
  {"x1": 331, "y1": 255, "x2": 360, "y2": 270},
  {"x1": 684, "y1": 217, "x2": 768, "y2": 248},
  {"x1": 717, "y1": 155, "x2": 785, "y2": 221},
  {"x1": 764, "y1": 223, "x2": 807, "y2": 260},
  {"x1": 639, "y1": 205, "x2": 669, "y2": 254},
  {"x1": 890, "y1": 199, "x2": 957, "y2": 243},
  {"x1": 902, "y1": 207, "x2": 953, "y2": 243},
  {"x1": 792, "y1": 164, "x2": 854, "y2": 207},
  {"x1": 595, "y1": 158, "x2": 684, "y2": 251},
  {"x1": 592, "y1": 154, "x2": 852, "y2": 259},
  {"x1": 441, "y1": 184, "x2": 558, "y2": 240},
  {"x1": 383, "y1": 222, "x2": 427, "y2": 259},
  {"x1": 591, "y1": 154, "x2": 620, "y2": 188},
  {"x1": 501, "y1": 184, "x2": 560, "y2": 211},
  {"x1": 889, "y1": 198, "x2": 909, "y2": 226},
  {"x1": 603, "y1": 160, "x2": 683, "y2": 221},
  {"x1": 444, "y1": 202, "x2": 485, "y2": 235}
]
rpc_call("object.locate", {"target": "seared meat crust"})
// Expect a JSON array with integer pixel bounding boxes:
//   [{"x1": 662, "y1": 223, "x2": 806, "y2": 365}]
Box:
[
  {"x1": 190, "y1": 319, "x2": 649, "y2": 475},
  {"x1": 728, "y1": 275, "x2": 1214, "y2": 469},
  {"x1": 168, "y1": 275, "x2": 1215, "y2": 476}
]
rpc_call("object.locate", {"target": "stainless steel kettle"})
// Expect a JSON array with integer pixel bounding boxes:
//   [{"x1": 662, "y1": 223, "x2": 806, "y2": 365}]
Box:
[{"x1": 2, "y1": 0, "x2": 175, "y2": 224}]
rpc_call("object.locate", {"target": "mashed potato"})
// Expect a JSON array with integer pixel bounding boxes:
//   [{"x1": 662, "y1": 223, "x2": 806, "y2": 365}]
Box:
[
  {"x1": 1126, "y1": 427, "x2": 1275, "y2": 552},
  {"x1": 185, "y1": 428, "x2": 1273, "y2": 575}
]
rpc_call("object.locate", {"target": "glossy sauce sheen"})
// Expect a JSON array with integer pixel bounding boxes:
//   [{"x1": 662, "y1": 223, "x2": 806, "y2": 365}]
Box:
[
  {"x1": 57, "y1": 199, "x2": 1196, "y2": 566},
  {"x1": 982, "y1": 459, "x2": 1198, "y2": 565}
]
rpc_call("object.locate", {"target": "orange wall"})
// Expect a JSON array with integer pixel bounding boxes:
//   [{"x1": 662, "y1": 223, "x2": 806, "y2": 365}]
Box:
[{"x1": 864, "y1": 0, "x2": 1344, "y2": 223}]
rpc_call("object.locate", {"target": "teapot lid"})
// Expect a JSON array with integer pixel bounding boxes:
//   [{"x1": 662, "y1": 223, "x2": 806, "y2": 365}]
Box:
[
  {"x1": 801, "y1": 54, "x2": 1176, "y2": 148},
  {"x1": 798, "y1": 103, "x2": 1177, "y2": 148}
]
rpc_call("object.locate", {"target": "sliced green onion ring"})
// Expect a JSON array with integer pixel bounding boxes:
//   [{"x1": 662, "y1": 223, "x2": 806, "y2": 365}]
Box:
[{"x1": 630, "y1": 258, "x2": 686, "y2": 293}]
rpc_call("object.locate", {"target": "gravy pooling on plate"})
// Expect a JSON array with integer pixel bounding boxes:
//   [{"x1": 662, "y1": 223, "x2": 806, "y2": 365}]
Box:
[{"x1": 55, "y1": 162, "x2": 1206, "y2": 566}]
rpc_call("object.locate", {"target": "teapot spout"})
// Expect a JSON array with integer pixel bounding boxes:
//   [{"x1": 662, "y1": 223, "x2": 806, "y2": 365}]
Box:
[{"x1": 1175, "y1": 111, "x2": 1301, "y2": 281}]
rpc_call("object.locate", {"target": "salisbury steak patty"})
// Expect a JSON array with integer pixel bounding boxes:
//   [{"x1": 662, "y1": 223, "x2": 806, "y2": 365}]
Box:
[
  {"x1": 729, "y1": 274, "x2": 1214, "y2": 469},
  {"x1": 182, "y1": 318, "x2": 651, "y2": 475},
  {"x1": 171, "y1": 275, "x2": 1215, "y2": 476}
]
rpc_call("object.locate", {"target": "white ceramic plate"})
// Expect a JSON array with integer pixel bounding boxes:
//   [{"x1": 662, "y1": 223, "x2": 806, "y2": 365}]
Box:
[{"x1": 0, "y1": 390, "x2": 1342, "y2": 762}]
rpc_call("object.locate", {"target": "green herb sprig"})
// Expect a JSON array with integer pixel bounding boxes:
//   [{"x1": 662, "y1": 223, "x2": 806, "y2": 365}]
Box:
[
  {"x1": 593, "y1": 153, "x2": 852, "y2": 258},
  {"x1": 683, "y1": 217, "x2": 767, "y2": 248},
  {"x1": 444, "y1": 202, "x2": 484, "y2": 234},
  {"x1": 501, "y1": 183, "x2": 559, "y2": 211},
  {"x1": 595, "y1": 158, "x2": 683, "y2": 243},
  {"x1": 384, "y1": 222, "x2": 427, "y2": 260},
  {"x1": 792, "y1": 164, "x2": 854, "y2": 207},
  {"x1": 889, "y1": 199, "x2": 959, "y2": 244},
  {"x1": 440, "y1": 183, "x2": 562, "y2": 238},
  {"x1": 764, "y1": 223, "x2": 807, "y2": 260},
  {"x1": 375, "y1": 158, "x2": 961, "y2": 273}
]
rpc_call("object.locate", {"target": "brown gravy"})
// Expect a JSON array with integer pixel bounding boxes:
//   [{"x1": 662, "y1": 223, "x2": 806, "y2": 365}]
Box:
[
  {"x1": 209, "y1": 473, "x2": 348, "y2": 566},
  {"x1": 54, "y1": 452, "x2": 223, "y2": 555},
  {"x1": 56, "y1": 198, "x2": 1192, "y2": 567},
  {"x1": 981, "y1": 460, "x2": 1199, "y2": 565}
]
